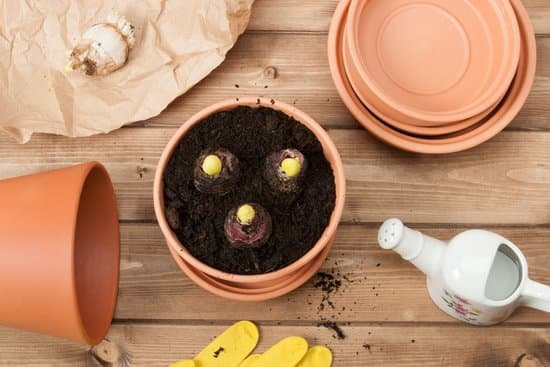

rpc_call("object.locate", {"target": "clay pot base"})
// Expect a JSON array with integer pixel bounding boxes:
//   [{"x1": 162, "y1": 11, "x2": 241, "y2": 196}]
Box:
[
  {"x1": 346, "y1": 0, "x2": 520, "y2": 124},
  {"x1": 168, "y1": 237, "x2": 333, "y2": 301},
  {"x1": 329, "y1": 0, "x2": 536, "y2": 154}
]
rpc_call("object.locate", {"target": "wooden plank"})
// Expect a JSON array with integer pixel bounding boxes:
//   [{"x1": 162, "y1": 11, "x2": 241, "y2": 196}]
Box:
[
  {"x1": 0, "y1": 323, "x2": 547, "y2": 366},
  {"x1": 249, "y1": 0, "x2": 550, "y2": 35},
  {"x1": 142, "y1": 33, "x2": 550, "y2": 131},
  {"x1": 525, "y1": 0, "x2": 550, "y2": 35},
  {"x1": 2, "y1": 129, "x2": 550, "y2": 225},
  {"x1": 115, "y1": 222, "x2": 550, "y2": 324}
]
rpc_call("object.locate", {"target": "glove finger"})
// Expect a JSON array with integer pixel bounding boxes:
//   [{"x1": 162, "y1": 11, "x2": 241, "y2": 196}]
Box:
[
  {"x1": 195, "y1": 321, "x2": 260, "y2": 367},
  {"x1": 169, "y1": 360, "x2": 196, "y2": 367},
  {"x1": 249, "y1": 336, "x2": 308, "y2": 367},
  {"x1": 296, "y1": 346, "x2": 333, "y2": 367},
  {"x1": 238, "y1": 354, "x2": 261, "y2": 367}
]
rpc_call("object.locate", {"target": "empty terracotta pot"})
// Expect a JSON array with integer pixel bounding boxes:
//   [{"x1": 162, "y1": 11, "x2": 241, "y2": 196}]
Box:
[
  {"x1": 0, "y1": 162, "x2": 120, "y2": 344},
  {"x1": 154, "y1": 97, "x2": 346, "y2": 299}
]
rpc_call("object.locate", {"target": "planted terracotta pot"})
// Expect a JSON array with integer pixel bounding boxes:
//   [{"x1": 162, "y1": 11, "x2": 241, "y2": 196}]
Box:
[
  {"x1": 0, "y1": 162, "x2": 120, "y2": 344},
  {"x1": 154, "y1": 98, "x2": 346, "y2": 299}
]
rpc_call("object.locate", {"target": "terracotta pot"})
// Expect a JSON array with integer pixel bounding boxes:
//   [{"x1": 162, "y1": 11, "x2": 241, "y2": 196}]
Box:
[
  {"x1": 0, "y1": 162, "x2": 120, "y2": 344},
  {"x1": 328, "y1": 0, "x2": 536, "y2": 154},
  {"x1": 154, "y1": 97, "x2": 346, "y2": 298}
]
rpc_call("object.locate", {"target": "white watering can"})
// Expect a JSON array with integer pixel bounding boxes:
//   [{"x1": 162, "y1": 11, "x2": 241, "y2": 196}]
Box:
[{"x1": 377, "y1": 218, "x2": 550, "y2": 325}]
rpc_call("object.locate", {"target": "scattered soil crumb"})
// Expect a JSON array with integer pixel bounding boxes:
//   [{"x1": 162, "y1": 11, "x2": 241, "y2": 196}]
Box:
[
  {"x1": 319, "y1": 321, "x2": 346, "y2": 340},
  {"x1": 314, "y1": 272, "x2": 342, "y2": 294},
  {"x1": 363, "y1": 344, "x2": 371, "y2": 352}
]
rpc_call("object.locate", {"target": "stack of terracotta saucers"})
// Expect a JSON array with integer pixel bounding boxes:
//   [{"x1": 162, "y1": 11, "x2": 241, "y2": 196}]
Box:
[{"x1": 329, "y1": 0, "x2": 536, "y2": 154}]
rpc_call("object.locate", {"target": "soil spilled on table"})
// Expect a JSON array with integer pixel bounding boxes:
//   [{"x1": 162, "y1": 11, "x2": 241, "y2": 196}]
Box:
[{"x1": 163, "y1": 105, "x2": 336, "y2": 274}]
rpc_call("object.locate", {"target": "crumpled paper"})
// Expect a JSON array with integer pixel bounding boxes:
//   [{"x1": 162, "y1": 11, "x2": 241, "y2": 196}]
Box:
[{"x1": 0, "y1": 0, "x2": 254, "y2": 143}]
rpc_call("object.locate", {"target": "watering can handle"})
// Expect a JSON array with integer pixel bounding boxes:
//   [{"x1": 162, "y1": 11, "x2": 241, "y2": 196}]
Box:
[{"x1": 521, "y1": 278, "x2": 550, "y2": 312}]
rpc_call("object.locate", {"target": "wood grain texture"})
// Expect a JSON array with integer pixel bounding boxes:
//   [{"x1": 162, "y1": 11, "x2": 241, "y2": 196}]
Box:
[
  {"x1": 249, "y1": 0, "x2": 550, "y2": 35},
  {"x1": 2, "y1": 2, "x2": 550, "y2": 365},
  {"x1": 2, "y1": 129, "x2": 550, "y2": 224},
  {"x1": 142, "y1": 34, "x2": 550, "y2": 130},
  {"x1": 114, "y1": 222, "x2": 550, "y2": 324},
  {"x1": 0, "y1": 324, "x2": 547, "y2": 367}
]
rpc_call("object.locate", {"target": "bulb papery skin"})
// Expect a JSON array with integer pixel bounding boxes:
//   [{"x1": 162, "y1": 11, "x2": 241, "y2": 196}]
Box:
[
  {"x1": 193, "y1": 148, "x2": 240, "y2": 195},
  {"x1": 264, "y1": 149, "x2": 308, "y2": 194},
  {"x1": 224, "y1": 203, "x2": 272, "y2": 250},
  {"x1": 67, "y1": 12, "x2": 135, "y2": 76}
]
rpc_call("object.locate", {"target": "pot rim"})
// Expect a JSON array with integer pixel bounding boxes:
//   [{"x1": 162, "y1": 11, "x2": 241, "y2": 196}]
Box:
[
  {"x1": 70, "y1": 161, "x2": 120, "y2": 345},
  {"x1": 154, "y1": 97, "x2": 346, "y2": 284}
]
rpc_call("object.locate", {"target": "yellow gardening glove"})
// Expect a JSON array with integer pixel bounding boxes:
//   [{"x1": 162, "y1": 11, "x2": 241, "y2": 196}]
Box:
[
  {"x1": 169, "y1": 321, "x2": 259, "y2": 367},
  {"x1": 247, "y1": 336, "x2": 309, "y2": 367},
  {"x1": 296, "y1": 346, "x2": 333, "y2": 367},
  {"x1": 240, "y1": 345, "x2": 332, "y2": 367},
  {"x1": 238, "y1": 354, "x2": 261, "y2": 367}
]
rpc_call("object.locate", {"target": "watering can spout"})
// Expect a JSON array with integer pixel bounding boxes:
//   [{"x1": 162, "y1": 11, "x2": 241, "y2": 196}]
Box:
[{"x1": 377, "y1": 218, "x2": 446, "y2": 278}]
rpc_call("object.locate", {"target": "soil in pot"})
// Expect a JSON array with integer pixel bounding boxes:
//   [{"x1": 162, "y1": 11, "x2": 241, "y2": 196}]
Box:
[{"x1": 163, "y1": 105, "x2": 336, "y2": 275}]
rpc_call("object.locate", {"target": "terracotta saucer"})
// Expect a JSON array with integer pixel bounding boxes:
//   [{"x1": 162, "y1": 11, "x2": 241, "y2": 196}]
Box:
[
  {"x1": 342, "y1": 27, "x2": 503, "y2": 136},
  {"x1": 167, "y1": 235, "x2": 334, "y2": 301},
  {"x1": 328, "y1": 0, "x2": 536, "y2": 154},
  {"x1": 182, "y1": 249, "x2": 321, "y2": 295},
  {"x1": 346, "y1": 0, "x2": 520, "y2": 125}
]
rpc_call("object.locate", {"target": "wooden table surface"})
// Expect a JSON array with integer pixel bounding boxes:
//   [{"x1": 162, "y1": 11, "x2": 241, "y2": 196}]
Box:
[{"x1": 1, "y1": 1, "x2": 550, "y2": 366}]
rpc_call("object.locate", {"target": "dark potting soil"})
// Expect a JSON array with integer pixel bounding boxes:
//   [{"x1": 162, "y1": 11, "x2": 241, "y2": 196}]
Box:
[{"x1": 163, "y1": 105, "x2": 336, "y2": 275}]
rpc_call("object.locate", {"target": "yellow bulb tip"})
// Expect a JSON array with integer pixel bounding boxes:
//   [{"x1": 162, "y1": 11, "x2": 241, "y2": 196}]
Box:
[
  {"x1": 281, "y1": 157, "x2": 301, "y2": 177},
  {"x1": 202, "y1": 155, "x2": 222, "y2": 176},
  {"x1": 237, "y1": 204, "x2": 256, "y2": 225}
]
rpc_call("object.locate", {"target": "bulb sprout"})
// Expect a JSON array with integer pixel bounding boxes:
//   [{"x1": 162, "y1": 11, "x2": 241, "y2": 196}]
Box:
[
  {"x1": 281, "y1": 157, "x2": 301, "y2": 177},
  {"x1": 201, "y1": 155, "x2": 222, "y2": 176},
  {"x1": 237, "y1": 204, "x2": 256, "y2": 225}
]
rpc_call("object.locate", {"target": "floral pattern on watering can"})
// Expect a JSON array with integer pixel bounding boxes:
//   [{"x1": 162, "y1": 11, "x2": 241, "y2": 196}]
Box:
[{"x1": 441, "y1": 290, "x2": 483, "y2": 323}]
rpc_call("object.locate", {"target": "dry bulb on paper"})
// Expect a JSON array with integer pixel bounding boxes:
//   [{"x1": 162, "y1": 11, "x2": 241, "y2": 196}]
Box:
[{"x1": 66, "y1": 11, "x2": 136, "y2": 76}]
